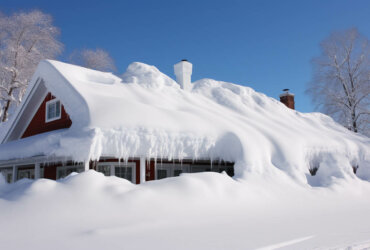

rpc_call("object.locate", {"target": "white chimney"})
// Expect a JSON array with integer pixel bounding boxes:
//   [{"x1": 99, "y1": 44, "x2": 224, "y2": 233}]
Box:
[{"x1": 174, "y1": 59, "x2": 192, "y2": 90}]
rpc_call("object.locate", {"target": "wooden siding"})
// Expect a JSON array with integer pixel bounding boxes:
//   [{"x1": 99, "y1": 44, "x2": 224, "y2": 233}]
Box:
[
  {"x1": 42, "y1": 163, "x2": 60, "y2": 180},
  {"x1": 146, "y1": 160, "x2": 155, "y2": 181},
  {"x1": 22, "y1": 93, "x2": 72, "y2": 139}
]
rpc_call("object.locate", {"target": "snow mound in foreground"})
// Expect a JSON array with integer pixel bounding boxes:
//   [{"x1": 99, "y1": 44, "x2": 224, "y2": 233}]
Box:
[
  {"x1": 0, "y1": 60, "x2": 369, "y2": 186},
  {"x1": 1, "y1": 170, "x2": 370, "y2": 250}
]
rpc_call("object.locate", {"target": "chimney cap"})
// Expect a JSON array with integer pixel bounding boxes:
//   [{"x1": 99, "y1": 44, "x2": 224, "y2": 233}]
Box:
[
  {"x1": 279, "y1": 88, "x2": 294, "y2": 98},
  {"x1": 181, "y1": 59, "x2": 188, "y2": 62}
]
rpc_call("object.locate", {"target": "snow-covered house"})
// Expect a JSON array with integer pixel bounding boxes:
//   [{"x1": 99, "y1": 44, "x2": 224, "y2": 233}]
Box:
[
  {"x1": 0, "y1": 60, "x2": 236, "y2": 184},
  {"x1": 0, "y1": 59, "x2": 369, "y2": 185}
]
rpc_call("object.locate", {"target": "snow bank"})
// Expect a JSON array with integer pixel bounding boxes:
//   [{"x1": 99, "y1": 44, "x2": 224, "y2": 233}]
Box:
[
  {"x1": 0, "y1": 60, "x2": 369, "y2": 186},
  {"x1": 1, "y1": 171, "x2": 370, "y2": 249}
]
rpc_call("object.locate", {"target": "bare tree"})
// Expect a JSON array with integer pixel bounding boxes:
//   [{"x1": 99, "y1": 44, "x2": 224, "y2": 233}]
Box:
[
  {"x1": 307, "y1": 28, "x2": 370, "y2": 136},
  {"x1": 69, "y1": 48, "x2": 116, "y2": 72},
  {"x1": 0, "y1": 10, "x2": 63, "y2": 122}
]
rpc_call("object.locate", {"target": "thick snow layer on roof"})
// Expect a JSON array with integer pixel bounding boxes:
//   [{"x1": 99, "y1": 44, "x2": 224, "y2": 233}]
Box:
[{"x1": 0, "y1": 60, "x2": 369, "y2": 184}]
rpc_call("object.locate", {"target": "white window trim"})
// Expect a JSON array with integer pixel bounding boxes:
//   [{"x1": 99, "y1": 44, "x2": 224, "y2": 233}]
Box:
[
  {"x1": 45, "y1": 98, "x2": 61, "y2": 123},
  {"x1": 0, "y1": 167, "x2": 14, "y2": 183}
]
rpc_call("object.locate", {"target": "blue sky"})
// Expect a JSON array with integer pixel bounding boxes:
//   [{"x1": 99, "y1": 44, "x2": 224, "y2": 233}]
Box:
[{"x1": 3, "y1": 0, "x2": 370, "y2": 112}]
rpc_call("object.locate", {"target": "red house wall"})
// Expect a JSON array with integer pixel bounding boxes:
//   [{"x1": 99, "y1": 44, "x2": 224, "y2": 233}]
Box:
[
  {"x1": 43, "y1": 164, "x2": 58, "y2": 180},
  {"x1": 22, "y1": 93, "x2": 72, "y2": 139},
  {"x1": 146, "y1": 161, "x2": 155, "y2": 181}
]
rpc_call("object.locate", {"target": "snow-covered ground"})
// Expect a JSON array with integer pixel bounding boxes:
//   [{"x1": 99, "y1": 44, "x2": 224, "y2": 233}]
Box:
[{"x1": 1, "y1": 170, "x2": 370, "y2": 250}]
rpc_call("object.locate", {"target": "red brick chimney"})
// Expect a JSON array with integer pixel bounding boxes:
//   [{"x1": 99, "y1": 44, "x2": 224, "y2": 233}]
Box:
[{"x1": 279, "y1": 89, "x2": 295, "y2": 110}]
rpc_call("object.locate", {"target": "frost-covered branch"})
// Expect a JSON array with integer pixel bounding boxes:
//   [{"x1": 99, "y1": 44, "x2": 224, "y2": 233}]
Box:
[
  {"x1": 0, "y1": 10, "x2": 63, "y2": 122},
  {"x1": 307, "y1": 28, "x2": 370, "y2": 136}
]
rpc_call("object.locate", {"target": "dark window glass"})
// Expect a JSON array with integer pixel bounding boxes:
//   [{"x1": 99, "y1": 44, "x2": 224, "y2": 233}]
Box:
[
  {"x1": 174, "y1": 170, "x2": 182, "y2": 177},
  {"x1": 55, "y1": 101, "x2": 61, "y2": 117},
  {"x1": 97, "y1": 165, "x2": 110, "y2": 176},
  {"x1": 115, "y1": 167, "x2": 132, "y2": 181},
  {"x1": 157, "y1": 169, "x2": 167, "y2": 179}
]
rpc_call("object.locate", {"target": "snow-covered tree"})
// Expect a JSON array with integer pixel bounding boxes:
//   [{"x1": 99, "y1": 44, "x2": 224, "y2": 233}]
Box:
[
  {"x1": 307, "y1": 28, "x2": 370, "y2": 136},
  {"x1": 0, "y1": 10, "x2": 63, "y2": 122},
  {"x1": 69, "y1": 48, "x2": 116, "y2": 72}
]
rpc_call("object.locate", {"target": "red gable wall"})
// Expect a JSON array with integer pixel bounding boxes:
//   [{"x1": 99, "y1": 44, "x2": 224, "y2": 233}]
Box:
[{"x1": 22, "y1": 93, "x2": 72, "y2": 139}]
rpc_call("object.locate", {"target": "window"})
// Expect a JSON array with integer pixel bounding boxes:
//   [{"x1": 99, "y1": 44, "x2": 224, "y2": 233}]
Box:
[
  {"x1": 56, "y1": 164, "x2": 84, "y2": 179},
  {"x1": 97, "y1": 165, "x2": 111, "y2": 176},
  {"x1": 154, "y1": 162, "x2": 234, "y2": 180},
  {"x1": 155, "y1": 163, "x2": 190, "y2": 179},
  {"x1": 115, "y1": 166, "x2": 133, "y2": 181},
  {"x1": 17, "y1": 168, "x2": 35, "y2": 180},
  {"x1": 0, "y1": 168, "x2": 13, "y2": 183},
  {"x1": 157, "y1": 169, "x2": 168, "y2": 180},
  {"x1": 97, "y1": 162, "x2": 136, "y2": 183},
  {"x1": 114, "y1": 162, "x2": 136, "y2": 183},
  {"x1": 46, "y1": 99, "x2": 61, "y2": 122}
]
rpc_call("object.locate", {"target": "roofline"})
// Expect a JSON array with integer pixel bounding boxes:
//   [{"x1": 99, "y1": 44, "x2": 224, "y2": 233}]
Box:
[
  {"x1": 1, "y1": 60, "x2": 92, "y2": 144},
  {"x1": 41, "y1": 60, "x2": 91, "y2": 128}
]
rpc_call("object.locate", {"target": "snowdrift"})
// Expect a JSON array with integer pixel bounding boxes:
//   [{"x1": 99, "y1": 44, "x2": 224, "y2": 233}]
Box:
[
  {"x1": 1, "y1": 170, "x2": 370, "y2": 249},
  {"x1": 0, "y1": 60, "x2": 369, "y2": 186}
]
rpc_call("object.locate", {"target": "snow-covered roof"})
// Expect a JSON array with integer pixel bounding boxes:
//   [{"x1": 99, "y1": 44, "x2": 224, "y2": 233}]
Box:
[{"x1": 0, "y1": 60, "x2": 369, "y2": 184}]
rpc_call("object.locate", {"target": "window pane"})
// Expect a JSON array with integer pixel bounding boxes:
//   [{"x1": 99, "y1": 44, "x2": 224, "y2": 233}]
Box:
[
  {"x1": 174, "y1": 170, "x2": 182, "y2": 177},
  {"x1": 157, "y1": 169, "x2": 167, "y2": 179},
  {"x1": 46, "y1": 101, "x2": 61, "y2": 120},
  {"x1": 55, "y1": 101, "x2": 61, "y2": 117},
  {"x1": 115, "y1": 166, "x2": 132, "y2": 181},
  {"x1": 97, "y1": 165, "x2": 110, "y2": 176},
  {"x1": 125, "y1": 168, "x2": 132, "y2": 180},
  {"x1": 66, "y1": 168, "x2": 77, "y2": 176},
  {"x1": 54, "y1": 164, "x2": 84, "y2": 180},
  {"x1": 17, "y1": 169, "x2": 35, "y2": 180},
  {"x1": 57, "y1": 169, "x2": 65, "y2": 179},
  {"x1": 47, "y1": 102, "x2": 54, "y2": 119}
]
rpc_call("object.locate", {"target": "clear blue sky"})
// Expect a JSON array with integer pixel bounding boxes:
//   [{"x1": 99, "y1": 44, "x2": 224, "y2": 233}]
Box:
[{"x1": 3, "y1": 0, "x2": 370, "y2": 112}]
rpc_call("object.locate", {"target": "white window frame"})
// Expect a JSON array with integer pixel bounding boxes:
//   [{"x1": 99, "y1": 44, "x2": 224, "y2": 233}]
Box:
[
  {"x1": 17, "y1": 168, "x2": 35, "y2": 180},
  {"x1": 45, "y1": 99, "x2": 61, "y2": 123},
  {"x1": 0, "y1": 167, "x2": 13, "y2": 183}
]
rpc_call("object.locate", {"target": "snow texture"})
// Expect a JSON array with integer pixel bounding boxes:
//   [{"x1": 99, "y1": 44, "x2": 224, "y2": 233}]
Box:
[
  {"x1": 0, "y1": 60, "x2": 369, "y2": 186},
  {"x1": 0, "y1": 171, "x2": 370, "y2": 249}
]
